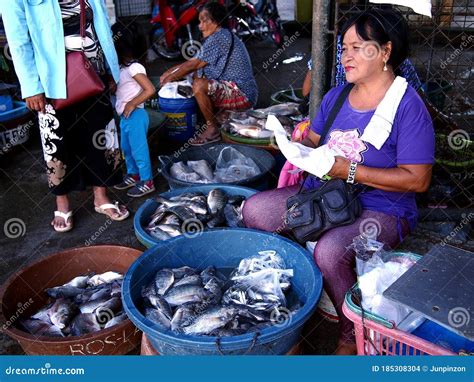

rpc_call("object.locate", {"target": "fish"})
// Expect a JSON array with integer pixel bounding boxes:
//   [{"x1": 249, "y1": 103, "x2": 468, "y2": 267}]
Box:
[
  {"x1": 170, "y1": 162, "x2": 195, "y2": 179},
  {"x1": 48, "y1": 298, "x2": 77, "y2": 329},
  {"x1": 45, "y1": 285, "x2": 85, "y2": 299},
  {"x1": 207, "y1": 189, "x2": 228, "y2": 214},
  {"x1": 223, "y1": 204, "x2": 243, "y2": 228},
  {"x1": 187, "y1": 160, "x2": 214, "y2": 181},
  {"x1": 206, "y1": 211, "x2": 226, "y2": 228},
  {"x1": 155, "y1": 196, "x2": 208, "y2": 215},
  {"x1": 104, "y1": 312, "x2": 128, "y2": 329},
  {"x1": 145, "y1": 307, "x2": 171, "y2": 330},
  {"x1": 147, "y1": 295, "x2": 173, "y2": 320},
  {"x1": 70, "y1": 313, "x2": 101, "y2": 336},
  {"x1": 148, "y1": 206, "x2": 167, "y2": 227},
  {"x1": 20, "y1": 319, "x2": 65, "y2": 337},
  {"x1": 170, "y1": 304, "x2": 197, "y2": 332},
  {"x1": 158, "y1": 214, "x2": 181, "y2": 225},
  {"x1": 87, "y1": 271, "x2": 123, "y2": 287},
  {"x1": 182, "y1": 306, "x2": 237, "y2": 335},
  {"x1": 79, "y1": 295, "x2": 119, "y2": 315},
  {"x1": 156, "y1": 224, "x2": 182, "y2": 237},
  {"x1": 200, "y1": 266, "x2": 225, "y2": 285},
  {"x1": 163, "y1": 284, "x2": 209, "y2": 307},
  {"x1": 166, "y1": 205, "x2": 197, "y2": 222},
  {"x1": 173, "y1": 274, "x2": 202, "y2": 288},
  {"x1": 31, "y1": 303, "x2": 53, "y2": 322},
  {"x1": 154, "y1": 269, "x2": 175, "y2": 295},
  {"x1": 172, "y1": 266, "x2": 197, "y2": 279},
  {"x1": 248, "y1": 102, "x2": 300, "y2": 118},
  {"x1": 227, "y1": 195, "x2": 245, "y2": 206},
  {"x1": 238, "y1": 127, "x2": 274, "y2": 139},
  {"x1": 203, "y1": 278, "x2": 223, "y2": 305},
  {"x1": 148, "y1": 226, "x2": 172, "y2": 241},
  {"x1": 63, "y1": 275, "x2": 92, "y2": 289}
]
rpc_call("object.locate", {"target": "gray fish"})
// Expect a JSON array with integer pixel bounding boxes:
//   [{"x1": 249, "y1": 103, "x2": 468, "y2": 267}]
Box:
[
  {"x1": 170, "y1": 304, "x2": 199, "y2": 331},
  {"x1": 170, "y1": 162, "x2": 197, "y2": 180},
  {"x1": 227, "y1": 195, "x2": 245, "y2": 206},
  {"x1": 166, "y1": 205, "x2": 197, "y2": 222},
  {"x1": 206, "y1": 212, "x2": 226, "y2": 228},
  {"x1": 70, "y1": 313, "x2": 101, "y2": 336},
  {"x1": 200, "y1": 266, "x2": 226, "y2": 284},
  {"x1": 94, "y1": 296, "x2": 122, "y2": 316},
  {"x1": 110, "y1": 280, "x2": 122, "y2": 297},
  {"x1": 79, "y1": 295, "x2": 114, "y2": 314},
  {"x1": 104, "y1": 312, "x2": 128, "y2": 329},
  {"x1": 156, "y1": 224, "x2": 182, "y2": 237},
  {"x1": 87, "y1": 271, "x2": 123, "y2": 287},
  {"x1": 183, "y1": 306, "x2": 237, "y2": 335},
  {"x1": 63, "y1": 275, "x2": 92, "y2": 289},
  {"x1": 20, "y1": 319, "x2": 65, "y2": 337},
  {"x1": 187, "y1": 160, "x2": 214, "y2": 181},
  {"x1": 223, "y1": 204, "x2": 242, "y2": 228},
  {"x1": 45, "y1": 285, "x2": 85, "y2": 299},
  {"x1": 159, "y1": 214, "x2": 181, "y2": 225},
  {"x1": 48, "y1": 298, "x2": 76, "y2": 329},
  {"x1": 207, "y1": 189, "x2": 228, "y2": 214},
  {"x1": 169, "y1": 192, "x2": 204, "y2": 201},
  {"x1": 147, "y1": 295, "x2": 173, "y2": 319},
  {"x1": 163, "y1": 284, "x2": 209, "y2": 307},
  {"x1": 31, "y1": 303, "x2": 53, "y2": 322},
  {"x1": 154, "y1": 269, "x2": 175, "y2": 295},
  {"x1": 156, "y1": 196, "x2": 208, "y2": 215},
  {"x1": 173, "y1": 274, "x2": 202, "y2": 288},
  {"x1": 148, "y1": 207, "x2": 167, "y2": 227},
  {"x1": 172, "y1": 266, "x2": 197, "y2": 279},
  {"x1": 148, "y1": 226, "x2": 172, "y2": 241},
  {"x1": 145, "y1": 307, "x2": 171, "y2": 329},
  {"x1": 203, "y1": 278, "x2": 223, "y2": 305}
]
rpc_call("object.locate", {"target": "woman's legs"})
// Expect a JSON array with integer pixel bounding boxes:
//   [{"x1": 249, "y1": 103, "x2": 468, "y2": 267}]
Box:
[
  {"x1": 313, "y1": 210, "x2": 410, "y2": 353},
  {"x1": 192, "y1": 78, "x2": 219, "y2": 141},
  {"x1": 242, "y1": 185, "x2": 300, "y2": 233}
]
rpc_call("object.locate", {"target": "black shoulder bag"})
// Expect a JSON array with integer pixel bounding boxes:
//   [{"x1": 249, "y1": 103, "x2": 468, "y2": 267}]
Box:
[{"x1": 285, "y1": 83, "x2": 362, "y2": 244}]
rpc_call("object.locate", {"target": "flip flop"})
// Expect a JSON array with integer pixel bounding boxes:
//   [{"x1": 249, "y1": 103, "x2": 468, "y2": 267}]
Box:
[
  {"x1": 52, "y1": 211, "x2": 73, "y2": 233},
  {"x1": 94, "y1": 202, "x2": 130, "y2": 221},
  {"x1": 189, "y1": 133, "x2": 222, "y2": 147}
]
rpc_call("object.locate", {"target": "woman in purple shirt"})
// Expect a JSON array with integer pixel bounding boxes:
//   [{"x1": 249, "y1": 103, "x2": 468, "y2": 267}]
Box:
[{"x1": 242, "y1": 8, "x2": 434, "y2": 354}]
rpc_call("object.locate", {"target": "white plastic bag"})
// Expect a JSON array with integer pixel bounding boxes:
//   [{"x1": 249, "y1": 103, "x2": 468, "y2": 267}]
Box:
[{"x1": 214, "y1": 147, "x2": 261, "y2": 183}]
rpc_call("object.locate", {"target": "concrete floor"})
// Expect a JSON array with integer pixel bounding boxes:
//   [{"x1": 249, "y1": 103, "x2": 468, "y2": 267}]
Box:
[{"x1": 0, "y1": 22, "x2": 472, "y2": 355}]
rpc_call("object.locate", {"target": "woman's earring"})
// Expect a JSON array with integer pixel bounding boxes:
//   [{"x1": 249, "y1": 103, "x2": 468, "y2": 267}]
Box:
[{"x1": 383, "y1": 61, "x2": 388, "y2": 72}]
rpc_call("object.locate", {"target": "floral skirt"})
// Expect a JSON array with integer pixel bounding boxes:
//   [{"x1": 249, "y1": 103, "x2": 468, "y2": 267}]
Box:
[{"x1": 38, "y1": 92, "x2": 122, "y2": 195}]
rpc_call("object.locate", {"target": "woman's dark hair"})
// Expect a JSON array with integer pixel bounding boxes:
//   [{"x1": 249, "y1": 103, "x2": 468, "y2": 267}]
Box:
[
  {"x1": 111, "y1": 22, "x2": 147, "y2": 66},
  {"x1": 200, "y1": 2, "x2": 229, "y2": 28},
  {"x1": 340, "y1": 8, "x2": 409, "y2": 72}
]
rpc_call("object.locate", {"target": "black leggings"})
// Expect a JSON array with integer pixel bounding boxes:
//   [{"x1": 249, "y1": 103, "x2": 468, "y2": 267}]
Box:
[{"x1": 38, "y1": 92, "x2": 122, "y2": 196}]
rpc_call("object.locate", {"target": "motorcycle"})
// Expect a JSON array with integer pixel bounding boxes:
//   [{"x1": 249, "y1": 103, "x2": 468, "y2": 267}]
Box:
[
  {"x1": 149, "y1": 0, "x2": 284, "y2": 60},
  {"x1": 227, "y1": 0, "x2": 284, "y2": 47},
  {"x1": 149, "y1": 0, "x2": 206, "y2": 60}
]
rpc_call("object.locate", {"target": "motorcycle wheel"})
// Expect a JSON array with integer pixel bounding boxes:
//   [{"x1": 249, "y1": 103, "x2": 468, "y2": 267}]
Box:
[
  {"x1": 267, "y1": 18, "x2": 284, "y2": 47},
  {"x1": 150, "y1": 29, "x2": 182, "y2": 60}
]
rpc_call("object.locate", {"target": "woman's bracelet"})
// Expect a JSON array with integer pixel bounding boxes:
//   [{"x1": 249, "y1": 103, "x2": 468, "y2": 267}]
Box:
[{"x1": 347, "y1": 161, "x2": 358, "y2": 184}]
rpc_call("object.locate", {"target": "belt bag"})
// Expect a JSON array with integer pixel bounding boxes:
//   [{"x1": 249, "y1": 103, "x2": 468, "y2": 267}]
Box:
[
  {"x1": 286, "y1": 178, "x2": 362, "y2": 244},
  {"x1": 51, "y1": 0, "x2": 105, "y2": 110}
]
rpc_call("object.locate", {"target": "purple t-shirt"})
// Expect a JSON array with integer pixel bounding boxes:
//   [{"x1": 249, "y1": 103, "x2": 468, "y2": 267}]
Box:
[{"x1": 306, "y1": 84, "x2": 435, "y2": 231}]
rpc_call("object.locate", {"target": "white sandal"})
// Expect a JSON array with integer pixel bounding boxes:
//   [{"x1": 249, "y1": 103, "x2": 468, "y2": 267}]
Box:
[
  {"x1": 94, "y1": 202, "x2": 130, "y2": 221},
  {"x1": 52, "y1": 211, "x2": 73, "y2": 233}
]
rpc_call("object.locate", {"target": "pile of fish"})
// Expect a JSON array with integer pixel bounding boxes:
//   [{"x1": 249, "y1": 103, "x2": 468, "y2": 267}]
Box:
[
  {"x1": 146, "y1": 189, "x2": 245, "y2": 241},
  {"x1": 219, "y1": 103, "x2": 300, "y2": 140},
  {"x1": 169, "y1": 147, "x2": 261, "y2": 184},
  {"x1": 19, "y1": 272, "x2": 127, "y2": 337},
  {"x1": 141, "y1": 251, "x2": 300, "y2": 337}
]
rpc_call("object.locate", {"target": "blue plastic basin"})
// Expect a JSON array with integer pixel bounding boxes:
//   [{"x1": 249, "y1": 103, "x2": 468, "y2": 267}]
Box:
[
  {"x1": 134, "y1": 185, "x2": 257, "y2": 248},
  {"x1": 122, "y1": 229, "x2": 322, "y2": 355},
  {"x1": 0, "y1": 101, "x2": 28, "y2": 122}
]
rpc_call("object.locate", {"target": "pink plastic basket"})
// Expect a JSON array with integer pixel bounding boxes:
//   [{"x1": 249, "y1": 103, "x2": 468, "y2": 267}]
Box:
[{"x1": 342, "y1": 301, "x2": 456, "y2": 356}]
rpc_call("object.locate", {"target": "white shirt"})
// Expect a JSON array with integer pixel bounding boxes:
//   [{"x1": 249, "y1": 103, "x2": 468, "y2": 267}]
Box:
[{"x1": 115, "y1": 62, "x2": 147, "y2": 115}]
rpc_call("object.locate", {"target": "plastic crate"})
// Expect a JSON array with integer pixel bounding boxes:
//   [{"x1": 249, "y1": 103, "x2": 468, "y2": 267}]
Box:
[
  {"x1": 342, "y1": 252, "x2": 456, "y2": 356},
  {"x1": 114, "y1": 0, "x2": 151, "y2": 17}
]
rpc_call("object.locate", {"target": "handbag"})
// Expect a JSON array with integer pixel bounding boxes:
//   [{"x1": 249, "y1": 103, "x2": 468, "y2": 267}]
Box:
[
  {"x1": 285, "y1": 83, "x2": 363, "y2": 244},
  {"x1": 51, "y1": 0, "x2": 105, "y2": 110}
]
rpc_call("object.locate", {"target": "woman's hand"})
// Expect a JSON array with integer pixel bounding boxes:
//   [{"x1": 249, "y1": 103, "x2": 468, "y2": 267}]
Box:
[
  {"x1": 122, "y1": 101, "x2": 137, "y2": 119},
  {"x1": 328, "y1": 156, "x2": 350, "y2": 179},
  {"x1": 25, "y1": 93, "x2": 47, "y2": 113}
]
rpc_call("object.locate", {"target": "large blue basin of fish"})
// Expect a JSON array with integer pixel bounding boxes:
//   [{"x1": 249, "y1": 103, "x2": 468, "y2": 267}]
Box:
[
  {"x1": 122, "y1": 228, "x2": 322, "y2": 355},
  {"x1": 134, "y1": 185, "x2": 257, "y2": 248}
]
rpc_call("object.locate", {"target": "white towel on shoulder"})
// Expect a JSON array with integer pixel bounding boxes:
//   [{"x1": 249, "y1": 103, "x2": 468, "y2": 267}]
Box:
[{"x1": 360, "y1": 76, "x2": 408, "y2": 150}]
